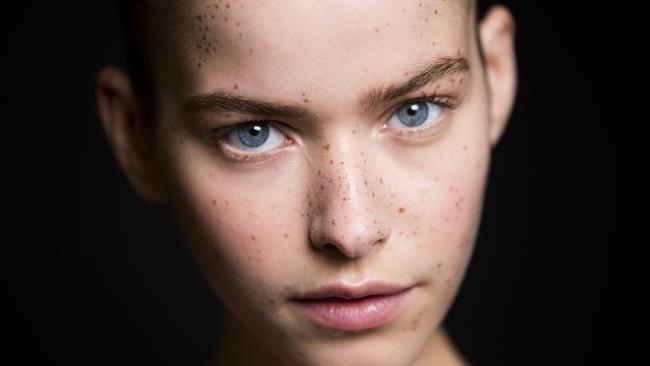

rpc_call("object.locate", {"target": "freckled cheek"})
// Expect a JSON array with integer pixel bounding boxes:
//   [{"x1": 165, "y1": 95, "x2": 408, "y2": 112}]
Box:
[
  {"x1": 180, "y1": 191, "x2": 295, "y2": 296},
  {"x1": 428, "y1": 157, "x2": 488, "y2": 251}
]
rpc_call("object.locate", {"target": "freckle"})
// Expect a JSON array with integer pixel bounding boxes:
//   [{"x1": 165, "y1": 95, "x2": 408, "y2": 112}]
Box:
[
  {"x1": 197, "y1": 63, "x2": 202, "y2": 68},
  {"x1": 329, "y1": 159, "x2": 333, "y2": 165},
  {"x1": 303, "y1": 98, "x2": 309, "y2": 103},
  {"x1": 284, "y1": 232, "x2": 289, "y2": 238},
  {"x1": 419, "y1": 33, "x2": 423, "y2": 37},
  {"x1": 342, "y1": 198, "x2": 346, "y2": 201},
  {"x1": 379, "y1": 178, "x2": 383, "y2": 184},
  {"x1": 398, "y1": 231, "x2": 403, "y2": 236},
  {"x1": 351, "y1": 129, "x2": 356, "y2": 135},
  {"x1": 320, "y1": 184, "x2": 324, "y2": 190},
  {"x1": 432, "y1": 41, "x2": 436, "y2": 46},
  {"x1": 233, "y1": 83, "x2": 238, "y2": 89},
  {"x1": 270, "y1": 204, "x2": 275, "y2": 210},
  {"x1": 402, "y1": 8, "x2": 407, "y2": 12},
  {"x1": 226, "y1": 3, "x2": 230, "y2": 8},
  {"x1": 463, "y1": 145, "x2": 468, "y2": 151},
  {"x1": 212, "y1": 199, "x2": 216, "y2": 206},
  {"x1": 224, "y1": 16, "x2": 228, "y2": 21},
  {"x1": 224, "y1": 200, "x2": 229, "y2": 206},
  {"x1": 196, "y1": 15, "x2": 203, "y2": 21},
  {"x1": 437, "y1": 262, "x2": 442, "y2": 269},
  {"x1": 364, "y1": 180, "x2": 368, "y2": 186},
  {"x1": 331, "y1": 219, "x2": 336, "y2": 227},
  {"x1": 403, "y1": 72, "x2": 409, "y2": 76},
  {"x1": 236, "y1": 21, "x2": 240, "y2": 26},
  {"x1": 372, "y1": 192, "x2": 375, "y2": 197},
  {"x1": 425, "y1": 18, "x2": 428, "y2": 22},
  {"x1": 238, "y1": 32, "x2": 243, "y2": 37},
  {"x1": 250, "y1": 235, "x2": 256, "y2": 240},
  {"x1": 322, "y1": 144, "x2": 330, "y2": 150},
  {"x1": 340, "y1": 161, "x2": 344, "y2": 165},
  {"x1": 398, "y1": 207, "x2": 405, "y2": 213},
  {"x1": 434, "y1": 10, "x2": 439, "y2": 15},
  {"x1": 211, "y1": 14, "x2": 215, "y2": 19}
]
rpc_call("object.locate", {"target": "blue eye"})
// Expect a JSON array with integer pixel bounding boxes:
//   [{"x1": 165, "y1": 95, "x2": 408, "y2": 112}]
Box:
[
  {"x1": 237, "y1": 123, "x2": 269, "y2": 147},
  {"x1": 391, "y1": 100, "x2": 443, "y2": 129},
  {"x1": 225, "y1": 122, "x2": 285, "y2": 152}
]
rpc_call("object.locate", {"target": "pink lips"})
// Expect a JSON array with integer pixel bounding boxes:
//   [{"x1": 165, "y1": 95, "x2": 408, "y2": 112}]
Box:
[{"x1": 290, "y1": 282, "x2": 416, "y2": 331}]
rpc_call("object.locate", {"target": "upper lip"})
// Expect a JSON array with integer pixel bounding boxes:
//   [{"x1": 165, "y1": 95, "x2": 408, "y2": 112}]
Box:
[{"x1": 291, "y1": 281, "x2": 414, "y2": 301}]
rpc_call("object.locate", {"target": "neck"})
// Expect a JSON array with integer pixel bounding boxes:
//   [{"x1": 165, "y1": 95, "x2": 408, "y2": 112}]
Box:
[{"x1": 212, "y1": 310, "x2": 469, "y2": 366}]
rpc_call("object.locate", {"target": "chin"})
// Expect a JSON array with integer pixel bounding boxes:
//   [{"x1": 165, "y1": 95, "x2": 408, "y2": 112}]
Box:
[{"x1": 275, "y1": 326, "x2": 431, "y2": 366}]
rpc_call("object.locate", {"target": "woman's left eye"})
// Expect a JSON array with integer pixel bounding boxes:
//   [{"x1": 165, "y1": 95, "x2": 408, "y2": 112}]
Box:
[{"x1": 385, "y1": 99, "x2": 447, "y2": 137}]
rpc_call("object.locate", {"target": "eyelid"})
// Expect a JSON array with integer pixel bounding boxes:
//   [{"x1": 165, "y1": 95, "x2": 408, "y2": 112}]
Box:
[
  {"x1": 208, "y1": 121, "x2": 294, "y2": 164},
  {"x1": 380, "y1": 92, "x2": 459, "y2": 138}
]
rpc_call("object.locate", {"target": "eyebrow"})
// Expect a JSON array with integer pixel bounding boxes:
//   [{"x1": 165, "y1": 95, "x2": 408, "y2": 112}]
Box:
[
  {"x1": 359, "y1": 56, "x2": 470, "y2": 112},
  {"x1": 183, "y1": 55, "x2": 469, "y2": 118}
]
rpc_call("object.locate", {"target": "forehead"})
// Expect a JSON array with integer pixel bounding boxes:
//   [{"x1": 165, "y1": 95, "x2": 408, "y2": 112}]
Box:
[{"x1": 168, "y1": 0, "x2": 472, "y2": 102}]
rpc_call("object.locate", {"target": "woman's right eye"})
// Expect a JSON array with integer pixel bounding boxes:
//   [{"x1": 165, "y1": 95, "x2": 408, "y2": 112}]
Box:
[{"x1": 212, "y1": 121, "x2": 291, "y2": 163}]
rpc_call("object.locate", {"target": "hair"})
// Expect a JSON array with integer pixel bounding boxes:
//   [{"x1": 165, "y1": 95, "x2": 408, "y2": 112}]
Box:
[
  {"x1": 117, "y1": 0, "x2": 482, "y2": 124},
  {"x1": 117, "y1": 0, "x2": 187, "y2": 124}
]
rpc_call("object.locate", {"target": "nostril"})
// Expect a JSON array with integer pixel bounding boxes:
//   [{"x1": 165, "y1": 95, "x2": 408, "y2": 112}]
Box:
[{"x1": 323, "y1": 243, "x2": 338, "y2": 252}]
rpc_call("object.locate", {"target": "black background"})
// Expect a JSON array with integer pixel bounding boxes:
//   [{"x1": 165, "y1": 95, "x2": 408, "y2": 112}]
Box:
[{"x1": 7, "y1": 1, "x2": 608, "y2": 365}]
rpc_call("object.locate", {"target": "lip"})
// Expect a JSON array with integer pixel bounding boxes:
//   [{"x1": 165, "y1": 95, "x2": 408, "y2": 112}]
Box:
[{"x1": 290, "y1": 281, "x2": 416, "y2": 331}]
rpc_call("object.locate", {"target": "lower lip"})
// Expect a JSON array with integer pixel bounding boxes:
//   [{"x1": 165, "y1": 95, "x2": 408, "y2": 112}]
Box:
[{"x1": 291, "y1": 287, "x2": 415, "y2": 331}]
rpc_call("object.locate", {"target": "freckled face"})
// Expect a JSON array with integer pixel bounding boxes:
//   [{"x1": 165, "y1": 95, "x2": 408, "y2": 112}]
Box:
[{"x1": 154, "y1": 0, "x2": 489, "y2": 365}]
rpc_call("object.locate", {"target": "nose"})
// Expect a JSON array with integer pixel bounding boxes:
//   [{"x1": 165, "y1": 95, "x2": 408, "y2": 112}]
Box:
[{"x1": 308, "y1": 146, "x2": 391, "y2": 259}]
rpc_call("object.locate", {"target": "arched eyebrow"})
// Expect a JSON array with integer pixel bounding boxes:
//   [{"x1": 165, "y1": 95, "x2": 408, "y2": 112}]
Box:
[
  {"x1": 358, "y1": 56, "x2": 470, "y2": 113},
  {"x1": 183, "y1": 55, "x2": 469, "y2": 118}
]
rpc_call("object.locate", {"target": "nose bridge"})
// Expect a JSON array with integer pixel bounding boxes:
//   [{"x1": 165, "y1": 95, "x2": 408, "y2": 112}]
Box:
[{"x1": 309, "y1": 138, "x2": 390, "y2": 258}]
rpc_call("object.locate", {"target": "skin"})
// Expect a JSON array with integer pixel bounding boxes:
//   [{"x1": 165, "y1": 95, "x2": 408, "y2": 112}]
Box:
[{"x1": 96, "y1": 1, "x2": 517, "y2": 365}]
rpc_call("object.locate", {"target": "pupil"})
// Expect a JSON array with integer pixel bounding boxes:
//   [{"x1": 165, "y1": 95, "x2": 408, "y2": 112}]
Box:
[
  {"x1": 396, "y1": 101, "x2": 428, "y2": 127},
  {"x1": 237, "y1": 123, "x2": 270, "y2": 148}
]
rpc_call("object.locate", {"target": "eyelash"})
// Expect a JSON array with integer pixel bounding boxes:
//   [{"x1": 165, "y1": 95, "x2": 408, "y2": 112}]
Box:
[{"x1": 208, "y1": 93, "x2": 458, "y2": 164}]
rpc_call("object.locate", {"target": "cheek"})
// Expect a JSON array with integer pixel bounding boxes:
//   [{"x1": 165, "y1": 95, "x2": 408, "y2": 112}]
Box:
[
  {"x1": 402, "y1": 133, "x2": 490, "y2": 283},
  {"x1": 160, "y1": 141, "x2": 299, "y2": 303}
]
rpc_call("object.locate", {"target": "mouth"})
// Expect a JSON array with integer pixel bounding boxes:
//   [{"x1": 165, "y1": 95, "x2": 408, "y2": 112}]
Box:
[{"x1": 289, "y1": 281, "x2": 416, "y2": 331}]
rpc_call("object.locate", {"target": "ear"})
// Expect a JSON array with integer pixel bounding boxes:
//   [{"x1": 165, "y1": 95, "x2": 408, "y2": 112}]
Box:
[
  {"x1": 479, "y1": 5, "x2": 518, "y2": 147},
  {"x1": 96, "y1": 65, "x2": 167, "y2": 203}
]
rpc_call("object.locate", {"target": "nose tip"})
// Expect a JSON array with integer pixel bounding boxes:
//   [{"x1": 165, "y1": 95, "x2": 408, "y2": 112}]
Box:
[
  {"x1": 311, "y1": 221, "x2": 387, "y2": 258},
  {"x1": 308, "y1": 170, "x2": 390, "y2": 259}
]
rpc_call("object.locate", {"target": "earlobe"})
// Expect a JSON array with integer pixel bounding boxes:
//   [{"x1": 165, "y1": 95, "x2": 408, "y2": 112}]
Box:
[
  {"x1": 479, "y1": 5, "x2": 518, "y2": 148},
  {"x1": 96, "y1": 65, "x2": 167, "y2": 203}
]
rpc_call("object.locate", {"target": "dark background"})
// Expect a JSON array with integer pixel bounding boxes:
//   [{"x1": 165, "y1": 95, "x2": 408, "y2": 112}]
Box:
[{"x1": 7, "y1": 1, "x2": 608, "y2": 365}]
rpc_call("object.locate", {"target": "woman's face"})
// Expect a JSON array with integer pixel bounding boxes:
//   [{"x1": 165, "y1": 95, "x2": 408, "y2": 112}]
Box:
[{"x1": 153, "y1": 0, "x2": 491, "y2": 364}]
